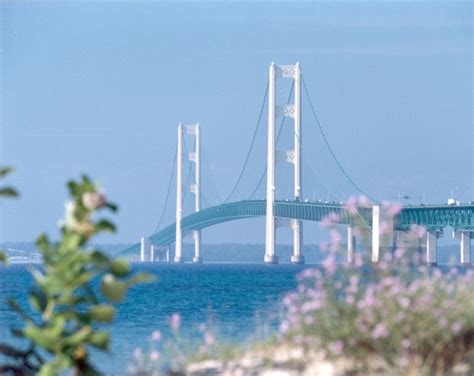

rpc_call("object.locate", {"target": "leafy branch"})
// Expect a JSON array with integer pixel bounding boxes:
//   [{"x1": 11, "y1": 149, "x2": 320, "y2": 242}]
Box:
[{"x1": 0, "y1": 175, "x2": 152, "y2": 375}]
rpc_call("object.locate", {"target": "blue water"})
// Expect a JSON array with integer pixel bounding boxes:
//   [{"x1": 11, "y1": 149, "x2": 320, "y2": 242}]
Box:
[{"x1": 0, "y1": 263, "x2": 305, "y2": 374}]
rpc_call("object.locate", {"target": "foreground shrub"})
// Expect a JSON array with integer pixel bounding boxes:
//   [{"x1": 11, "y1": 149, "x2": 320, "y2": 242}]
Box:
[
  {"x1": 126, "y1": 313, "x2": 230, "y2": 375},
  {"x1": 0, "y1": 175, "x2": 151, "y2": 375},
  {"x1": 280, "y1": 199, "x2": 474, "y2": 375},
  {"x1": 0, "y1": 166, "x2": 19, "y2": 264}
]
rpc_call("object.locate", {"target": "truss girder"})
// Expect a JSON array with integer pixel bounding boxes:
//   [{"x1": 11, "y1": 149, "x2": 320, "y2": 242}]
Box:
[{"x1": 118, "y1": 202, "x2": 474, "y2": 258}]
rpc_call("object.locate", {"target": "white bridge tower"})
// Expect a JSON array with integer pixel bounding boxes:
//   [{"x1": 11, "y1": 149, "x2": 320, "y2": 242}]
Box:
[
  {"x1": 175, "y1": 123, "x2": 202, "y2": 263},
  {"x1": 265, "y1": 62, "x2": 304, "y2": 264}
]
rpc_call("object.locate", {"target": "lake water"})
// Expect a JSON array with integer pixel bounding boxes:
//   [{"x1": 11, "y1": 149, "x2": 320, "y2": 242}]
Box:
[{"x1": 0, "y1": 263, "x2": 306, "y2": 374}]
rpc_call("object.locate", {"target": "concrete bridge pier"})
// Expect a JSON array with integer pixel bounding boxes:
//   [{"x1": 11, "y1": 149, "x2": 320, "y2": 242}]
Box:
[
  {"x1": 264, "y1": 63, "x2": 278, "y2": 264},
  {"x1": 371, "y1": 205, "x2": 396, "y2": 263},
  {"x1": 347, "y1": 226, "x2": 356, "y2": 263},
  {"x1": 192, "y1": 230, "x2": 203, "y2": 263},
  {"x1": 371, "y1": 205, "x2": 380, "y2": 263},
  {"x1": 426, "y1": 230, "x2": 442, "y2": 265},
  {"x1": 160, "y1": 244, "x2": 171, "y2": 263},
  {"x1": 453, "y1": 230, "x2": 472, "y2": 265},
  {"x1": 150, "y1": 245, "x2": 155, "y2": 262},
  {"x1": 290, "y1": 219, "x2": 305, "y2": 264},
  {"x1": 154, "y1": 245, "x2": 170, "y2": 262},
  {"x1": 175, "y1": 123, "x2": 184, "y2": 263},
  {"x1": 140, "y1": 236, "x2": 151, "y2": 262}
]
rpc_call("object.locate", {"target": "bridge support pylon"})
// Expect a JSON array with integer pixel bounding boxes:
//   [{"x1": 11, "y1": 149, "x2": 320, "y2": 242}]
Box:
[
  {"x1": 186, "y1": 123, "x2": 202, "y2": 263},
  {"x1": 347, "y1": 226, "x2": 356, "y2": 263},
  {"x1": 265, "y1": 62, "x2": 278, "y2": 264},
  {"x1": 426, "y1": 230, "x2": 442, "y2": 265},
  {"x1": 265, "y1": 62, "x2": 305, "y2": 264},
  {"x1": 140, "y1": 236, "x2": 151, "y2": 262},
  {"x1": 453, "y1": 230, "x2": 472, "y2": 265},
  {"x1": 175, "y1": 124, "x2": 184, "y2": 263},
  {"x1": 175, "y1": 123, "x2": 202, "y2": 263},
  {"x1": 371, "y1": 205, "x2": 380, "y2": 262},
  {"x1": 150, "y1": 245, "x2": 155, "y2": 262}
]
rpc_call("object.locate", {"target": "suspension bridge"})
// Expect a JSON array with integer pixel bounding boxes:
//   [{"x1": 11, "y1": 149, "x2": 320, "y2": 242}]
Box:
[{"x1": 118, "y1": 63, "x2": 474, "y2": 265}]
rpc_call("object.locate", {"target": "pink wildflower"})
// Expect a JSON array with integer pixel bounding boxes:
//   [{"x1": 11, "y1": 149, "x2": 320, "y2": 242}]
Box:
[
  {"x1": 133, "y1": 347, "x2": 143, "y2": 360},
  {"x1": 329, "y1": 340, "x2": 344, "y2": 356},
  {"x1": 170, "y1": 313, "x2": 181, "y2": 330},
  {"x1": 322, "y1": 255, "x2": 336, "y2": 275},
  {"x1": 82, "y1": 191, "x2": 106, "y2": 210},
  {"x1": 358, "y1": 196, "x2": 370, "y2": 206},
  {"x1": 401, "y1": 338, "x2": 411, "y2": 349},
  {"x1": 371, "y1": 323, "x2": 389, "y2": 339},
  {"x1": 452, "y1": 322, "x2": 462, "y2": 334},
  {"x1": 345, "y1": 294, "x2": 355, "y2": 305},
  {"x1": 204, "y1": 331, "x2": 215, "y2": 346},
  {"x1": 149, "y1": 350, "x2": 160, "y2": 361},
  {"x1": 151, "y1": 330, "x2": 162, "y2": 341},
  {"x1": 280, "y1": 321, "x2": 289, "y2": 334},
  {"x1": 385, "y1": 202, "x2": 402, "y2": 216}
]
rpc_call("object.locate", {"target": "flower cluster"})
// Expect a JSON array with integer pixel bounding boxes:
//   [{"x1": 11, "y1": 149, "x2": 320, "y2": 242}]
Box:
[
  {"x1": 127, "y1": 313, "x2": 220, "y2": 375},
  {"x1": 280, "y1": 198, "x2": 474, "y2": 374}
]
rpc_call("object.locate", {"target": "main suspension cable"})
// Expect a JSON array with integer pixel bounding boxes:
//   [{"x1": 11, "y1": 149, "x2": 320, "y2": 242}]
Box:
[
  {"x1": 222, "y1": 81, "x2": 269, "y2": 203},
  {"x1": 154, "y1": 144, "x2": 177, "y2": 233},
  {"x1": 302, "y1": 75, "x2": 377, "y2": 203}
]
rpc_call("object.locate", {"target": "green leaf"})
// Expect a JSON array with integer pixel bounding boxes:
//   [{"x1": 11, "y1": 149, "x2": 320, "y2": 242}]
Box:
[
  {"x1": 36, "y1": 234, "x2": 50, "y2": 253},
  {"x1": 109, "y1": 259, "x2": 130, "y2": 277},
  {"x1": 89, "y1": 305, "x2": 115, "y2": 323},
  {"x1": 0, "y1": 187, "x2": 18, "y2": 197},
  {"x1": 104, "y1": 202, "x2": 118, "y2": 212},
  {"x1": 100, "y1": 274, "x2": 127, "y2": 303},
  {"x1": 61, "y1": 232, "x2": 82, "y2": 251},
  {"x1": 89, "y1": 250, "x2": 110, "y2": 265},
  {"x1": 95, "y1": 219, "x2": 116, "y2": 233},
  {"x1": 0, "y1": 342, "x2": 27, "y2": 357},
  {"x1": 8, "y1": 299, "x2": 33, "y2": 321},
  {"x1": 81, "y1": 175, "x2": 94, "y2": 190},
  {"x1": 128, "y1": 272, "x2": 155, "y2": 285},
  {"x1": 63, "y1": 326, "x2": 92, "y2": 346},
  {"x1": 10, "y1": 327, "x2": 25, "y2": 338},
  {"x1": 67, "y1": 180, "x2": 80, "y2": 198},
  {"x1": 24, "y1": 317, "x2": 66, "y2": 350},
  {"x1": 0, "y1": 166, "x2": 13, "y2": 177},
  {"x1": 38, "y1": 356, "x2": 70, "y2": 376},
  {"x1": 88, "y1": 331, "x2": 109, "y2": 350},
  {"x1": 0, "y1": 251, "x2": 8, "y2": 264},
  {"x1": 29, "y1": 290, "x2": 48, "y2": 312}
]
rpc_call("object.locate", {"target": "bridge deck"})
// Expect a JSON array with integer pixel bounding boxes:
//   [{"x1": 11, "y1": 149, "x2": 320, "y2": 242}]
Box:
[{"x1": 118, "y1": 200, "x2": 474, "y2": 257}]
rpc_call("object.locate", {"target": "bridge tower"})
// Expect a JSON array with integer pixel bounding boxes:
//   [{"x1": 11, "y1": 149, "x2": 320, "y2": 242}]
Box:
[
  {"x1": 265, "y1": 62, "x2": 304, "y2": 264},
  {"x1": 175, "y1": 123, "x2": 202, "y2": 263}
]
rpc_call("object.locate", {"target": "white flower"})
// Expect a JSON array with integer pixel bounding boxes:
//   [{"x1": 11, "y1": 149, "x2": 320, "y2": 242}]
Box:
[
  {"x1": 64, "y1": 201, "x2": 78, "y2": 230},
  {"x1": 82, "y1": 191, "x2": 106, "y2": 210}
]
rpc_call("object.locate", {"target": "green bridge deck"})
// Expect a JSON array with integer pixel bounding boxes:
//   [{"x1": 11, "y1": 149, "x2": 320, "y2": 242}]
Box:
[{"x1": 118, "y1": 200, "x2": 474, "y2": 258}]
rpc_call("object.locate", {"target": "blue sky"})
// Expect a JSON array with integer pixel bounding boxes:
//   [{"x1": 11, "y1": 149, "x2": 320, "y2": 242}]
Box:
[{"x1": 1, "y1": 1, "x2": 472, "y2": 244}]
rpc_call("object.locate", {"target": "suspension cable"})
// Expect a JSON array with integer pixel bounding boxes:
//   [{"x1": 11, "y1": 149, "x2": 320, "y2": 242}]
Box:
[
  {"x1": 222, "y1": 81, "x2": 269, "y2": 203},
  {"x1": 293, "y1": 122, "x2": 373, "y2": 230},
  {"x1": 301, "y1": 75, "x2": 377, "y2": 203},
  {"x1": 153, "y1": 144, "x2": 178, "y2": 233},
  {"x1": 201, "y1": 146, "x2": 224, "y2": 203},
  {"x1": 248, "y1": 81, "x2": 295, "y2": 200}
]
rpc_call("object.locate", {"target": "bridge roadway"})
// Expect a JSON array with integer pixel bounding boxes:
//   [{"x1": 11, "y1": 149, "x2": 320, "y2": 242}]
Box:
[{"x1": 119, "y1": 200, "x2": 474, "y2": 257}]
